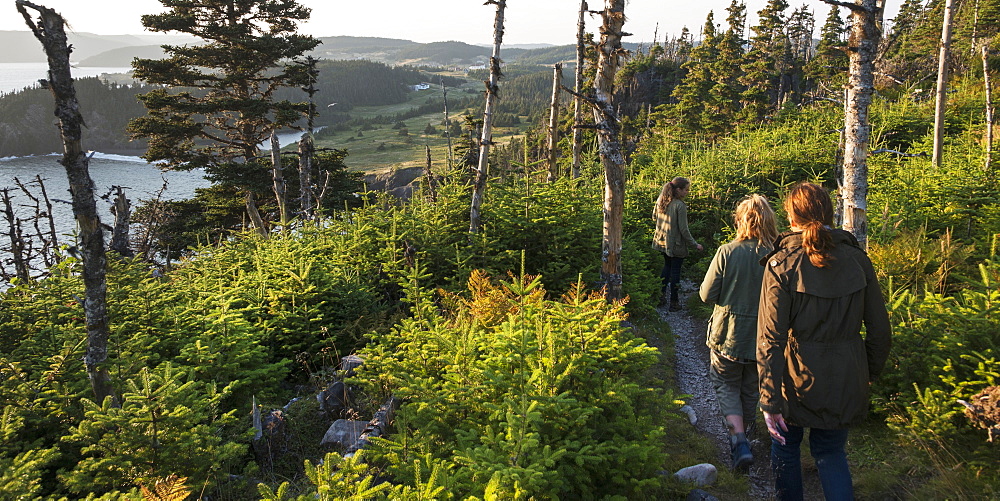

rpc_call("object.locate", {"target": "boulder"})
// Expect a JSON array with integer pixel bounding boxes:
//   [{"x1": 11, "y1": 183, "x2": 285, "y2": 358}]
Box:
[
  {"x1": 673, "y1": 463, "x2": 718, "y2": 487},
  {"x1": 317, "y1": 381, "x2": 354, "y2": 418},
  {"x1": 321, "y1": 419, "x2": 367, "y2": 449},
  {"x1": 679, "y1": 404, "x2": 698, "y2": 425},
  {"x1": 686, "y1": 488, "x2": 720, "y2": 501}
]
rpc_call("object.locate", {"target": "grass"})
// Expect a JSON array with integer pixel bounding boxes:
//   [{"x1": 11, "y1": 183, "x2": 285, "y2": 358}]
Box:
[{"x1": 311, "y1": 79, "x2": 530, "y2": 176}]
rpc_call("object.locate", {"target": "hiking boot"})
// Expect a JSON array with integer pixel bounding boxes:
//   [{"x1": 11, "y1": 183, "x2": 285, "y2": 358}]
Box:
[
  {"x1": 668, "y1": 300, "x2": 682, "y2": 312},
  {"x1": 730, "y1": 433, "x2": 753, "y2": 471}
]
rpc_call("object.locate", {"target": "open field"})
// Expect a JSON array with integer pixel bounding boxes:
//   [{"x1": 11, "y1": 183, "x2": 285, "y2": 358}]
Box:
[{"x1": 312, "y1": 78, "x2": 529, "y2": 176}]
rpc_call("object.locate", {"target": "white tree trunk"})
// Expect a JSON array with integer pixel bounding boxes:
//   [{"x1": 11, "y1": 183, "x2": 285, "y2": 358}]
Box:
[
  {"x1": 298, "y1": 134, "x2": 314, "y2": 218},
  {"x1": 983, "y1": 44, "x2": 994, "y2": 175},
  {"x1": 470, "y1": 0, "x2": 506, "y2": 233},
  {"x1": 271, "y1": 132, "x2": 289, "y2": 225},
  {"x1": 572, "y1": 0, "x2": 588, "y2": 179},
  {"x1": 594, "y1": 0, "x2": 627, "y2": 301},
  {"x1": 932, "y1": 0, "x2": 956, "y2": 168},
  {"x1": 547, "y1": 63, "x2": 563, "y2": 182},
  {"x1": 831, "y1": 0, "x2": 881, "y2": 249}
]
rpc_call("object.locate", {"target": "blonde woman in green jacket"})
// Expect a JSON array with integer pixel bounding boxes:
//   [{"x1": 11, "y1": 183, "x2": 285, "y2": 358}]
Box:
[
  {"x1": 699, "y1": 194, "x2": 778, "y2": 471},
  {"x1": 652, "y1": 177, "x2": 702, "y2": 311}
]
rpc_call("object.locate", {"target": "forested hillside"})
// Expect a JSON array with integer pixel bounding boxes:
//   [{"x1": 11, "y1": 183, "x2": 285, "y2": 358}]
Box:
[{"x1": 2, "y1": 0, "x2": 1000, "y2": 499}]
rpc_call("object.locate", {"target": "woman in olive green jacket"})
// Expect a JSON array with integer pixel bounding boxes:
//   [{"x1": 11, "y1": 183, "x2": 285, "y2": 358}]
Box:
[
  {"x1": 699, "y1": 194, "x2": 778, "y2": 471},
  {"x1": 757, "y1": 183, "x2": 891, "y2": 500},
  {"x1": 652, "y1": 177, "x2": 702, "y2": 311}
]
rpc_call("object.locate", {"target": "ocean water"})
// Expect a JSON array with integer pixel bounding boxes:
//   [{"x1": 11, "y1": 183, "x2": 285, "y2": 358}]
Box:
[
  {"x1": 0, "y1": 153, "x2": 210, "y2": 244},
  {"x1": 0, "y1": 62, "x2": 132, "y2": 95}
]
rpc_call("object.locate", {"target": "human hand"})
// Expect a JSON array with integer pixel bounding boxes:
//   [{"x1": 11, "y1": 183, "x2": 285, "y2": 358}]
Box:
[
  {"x1": 696, "y1": 244, "x2": 704, "y2": 252},
  {"x1": 763, "y1": 410, "x2": 788, "y2": 445}
]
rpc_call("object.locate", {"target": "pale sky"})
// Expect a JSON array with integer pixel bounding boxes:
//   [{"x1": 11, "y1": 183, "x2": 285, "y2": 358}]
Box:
[{"x1": 3, "y1": 1, "x2": 901, "y2": 46}]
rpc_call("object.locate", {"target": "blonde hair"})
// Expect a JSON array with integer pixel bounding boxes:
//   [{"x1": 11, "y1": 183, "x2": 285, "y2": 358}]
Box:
[
  {"x1": 784, "y1": 182, "x2": 835, "y2": 268},
  {"x1": 656, "y1": 177, "x2": 689, "y2": 214},
  {"x1": 733, "y1": 194, "x2": 778, "y2": 250}
]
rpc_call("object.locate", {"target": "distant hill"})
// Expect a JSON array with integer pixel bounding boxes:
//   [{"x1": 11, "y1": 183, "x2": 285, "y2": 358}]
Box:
[
  {"x1": 0, "y1": 31, "x2": 196, "y2": 63},
  {"x1": 5, "y1": 32, "x2": 598, "y2": 68},
  {"x1": 78, "y1": 45, "x2": 168, "y2": 67}
]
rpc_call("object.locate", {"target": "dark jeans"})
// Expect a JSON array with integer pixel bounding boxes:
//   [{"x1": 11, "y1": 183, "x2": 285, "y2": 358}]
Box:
[
  {"x1": 660, "y1": 254, "x2": 684, "y2": 302},
  {"x1": 771, "y1": 426, "x2": 853, "y2": 501}
]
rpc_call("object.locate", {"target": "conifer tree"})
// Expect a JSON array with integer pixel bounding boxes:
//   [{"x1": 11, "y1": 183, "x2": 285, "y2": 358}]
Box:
[
  {"x1": 806, "y1": 5, "x2": 848, "y2": 84},
  {"x1": 741, "y1": 0, "x2": 789, "y2": 120},
  {"x1": 128, "y1": 0, "x2": 320, "y2": 173},
  {"x1": 673, "y1": 12, "x2": 719, "y2": 131},
  {"x1": 707, "y1": 2, "x2": 748, "y2": 130}
]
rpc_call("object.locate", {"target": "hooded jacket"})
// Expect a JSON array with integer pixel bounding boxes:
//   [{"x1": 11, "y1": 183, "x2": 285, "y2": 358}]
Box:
[
  {"x1": 700, "y1": 238, "x2": 770, "y2": 361},
  {"x1": 757, "y1": 229, "x2": 892, "y2": 429},
  {"x1": 651, "y1": 199, "x2": 699, "y2": 257}
]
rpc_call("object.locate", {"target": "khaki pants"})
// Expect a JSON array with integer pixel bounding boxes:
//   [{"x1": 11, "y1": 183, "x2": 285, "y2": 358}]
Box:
[{"x1": 708, "y1": 349, "x2": 759, "y2": 430}]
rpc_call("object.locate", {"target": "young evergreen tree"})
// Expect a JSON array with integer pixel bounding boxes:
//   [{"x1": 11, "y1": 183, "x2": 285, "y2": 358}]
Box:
[
  {"x1": 707, "y1": 2, "x2": 748, "y2": 130},
  {"x1": 128, "y1": 0, "x2": 320, "y2": 172},
  {"x1": 806, "y1": 5, "x2": 848, "y2": 84},
  {"x1": 672, "y1": 12, "x2": 719, "y2": 131},
  {"x1": 741, "y1": 0, "x2": 789, "y2": 120}
]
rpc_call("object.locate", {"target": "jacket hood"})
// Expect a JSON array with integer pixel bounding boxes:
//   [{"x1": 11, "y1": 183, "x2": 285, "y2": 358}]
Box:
[{"x1": 761, "y1": 229, "x2": 867, "y2": 299}]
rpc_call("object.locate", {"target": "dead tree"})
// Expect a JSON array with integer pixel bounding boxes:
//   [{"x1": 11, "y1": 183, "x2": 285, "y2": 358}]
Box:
[
  {"x1": 1, "y1": 189, "x2": 29, "y2": 282},
  {"x1": 424, "y1": 145, "x2": 438, "y2": 203},
  {"x1": 442, "y1": 78, "x2": 455, "y2": 172},
  {"x1": 825, "y1": 0, "x2": 882, "y2": 249},
  {"x1": 572, "y1": 0, "x2": 588, "y2": 179},
  {"x1": 932, "y1": 0, "x2": 957, "y2": 168},
  {"x1": 108, "y1": 186, "x2": 134, "y2": 258},
  {"x1": 298, "y1": 135, "x2": 314, "y2": 218},
  {"x1": 591, "y1": 0, "x2": 628, "y2": 301},
  {"x1": 469, "y1": 0, "x2": 506, "y2": 234},
  {"x1": 984, "y1": 44, "x2": 994, "y2": 176},
  {"x1": 547, "y1": 63, "x2": 563, "y2": 182},
  {"x1": 14, "y1": 175, "x2": 60, "y2": 268},
  {"x1": 17, "y1": 0, "x2": 116, "y2": 404},
  {"x1": 270, "y1": 132, "x2": 289, "y2": 226},
  {"x1": 298, "y1": 56, "x2": 319, "y2": 219}
]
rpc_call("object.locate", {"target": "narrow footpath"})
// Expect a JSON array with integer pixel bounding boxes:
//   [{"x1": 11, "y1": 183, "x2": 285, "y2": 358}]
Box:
[{"x1": 658, "y1": 281, "x2": 776, "y2": 499}]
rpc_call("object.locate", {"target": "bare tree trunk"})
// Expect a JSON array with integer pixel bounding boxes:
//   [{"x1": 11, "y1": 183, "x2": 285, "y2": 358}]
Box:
[
  {"x1": 424, "y1": 145, "x2": 437, "y2": 202},
  {"x1": 1, "y1": 189, "x2": 29, "y2": 282},
  {"x1": 547, "y1": 63, "x2": 563, "y2": 182},
  {"x1": 17, "y1": 0, "x2": 116, "y2": 404},
  {"x1": 13, "y1": 175, "x2": 60, "y2": 268},
  {"x1": 469, "y1": 0, "x2": 506, "y2": 234},
  {"x1": 442, "y1": 79, "x2": 454, "y2": 172},
  {"x1": 298, "y1": 134, "x2": 314, "y2": 218},
  {"x1": 594, "y1": 0, "x2": 628, "y2": 301},
  {"x1": 245, "y1": 192, "x2": 269, "y2": 238},
  {"x1": 270, "y1": 132, "x2": 289, "y2": 226},
  {"x1": 932, "y1": 0, "x2": 956, "y2": 168},
  {"x1": 984, "y1": 44, "x2": 994, "y2": 176},
  {"x1": 572, "y1": 0, "x2": 588, "y2": 179},
  {"x1": 298, "y1": 56, "x2": 318, "y2": 220},
  {"x1": 827, "y1": 0, "x2": 881, "y2": 249},
  {"x1": 109, "y1": 186, "x2": 134, "y2": 258}
]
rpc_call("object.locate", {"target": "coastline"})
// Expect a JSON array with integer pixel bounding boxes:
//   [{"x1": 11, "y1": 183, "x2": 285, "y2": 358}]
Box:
[{"x1": 1, "y1": 149, "x2": 148, "y2": 163}]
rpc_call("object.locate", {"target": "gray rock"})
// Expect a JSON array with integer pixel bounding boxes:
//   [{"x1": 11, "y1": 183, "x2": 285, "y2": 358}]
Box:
[
  {"x1": 321, "y1": 419, "x2": 367, "y2": 449},
  {"x1": 686, "y1": 488, "x2": 720, "y2": 501},
  {"x1": 679, "y1": 404, "x2": 698, "y2": 425},
  {"x1": 340, "y1": 354, "x2": 364, "y2": 375},
  {"x1": 317, "y1": 381, "x2": 354, "y2": 417},
  {"x1": 673, "y1": 463, "x2": 718, "y2": 487}
]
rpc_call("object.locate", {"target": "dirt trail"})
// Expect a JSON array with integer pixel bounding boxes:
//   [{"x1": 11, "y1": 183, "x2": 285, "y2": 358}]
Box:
[{"x1": 659, "y1": 281, "x2": 775, "y2": 499}]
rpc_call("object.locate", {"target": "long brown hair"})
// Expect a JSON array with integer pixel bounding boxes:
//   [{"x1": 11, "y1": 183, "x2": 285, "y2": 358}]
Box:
[
  {"x1": 734, "y1": 194, "x2": 778, "y2": 250},
  {"x1": 784, "y1": 182, "x2": 834, "y2": 267},
  {"x1": 656, "y1": 177, "x2": 689, "y2": 214}
]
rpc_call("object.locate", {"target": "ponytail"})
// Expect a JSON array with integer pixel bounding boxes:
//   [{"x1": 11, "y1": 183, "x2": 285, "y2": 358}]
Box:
[
  {"x1": 784, "y1": 183, "x2": 835, "y2": 268},
  {"x1": 657, "y1": 177, "x2": 689, "y2": 214}
]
